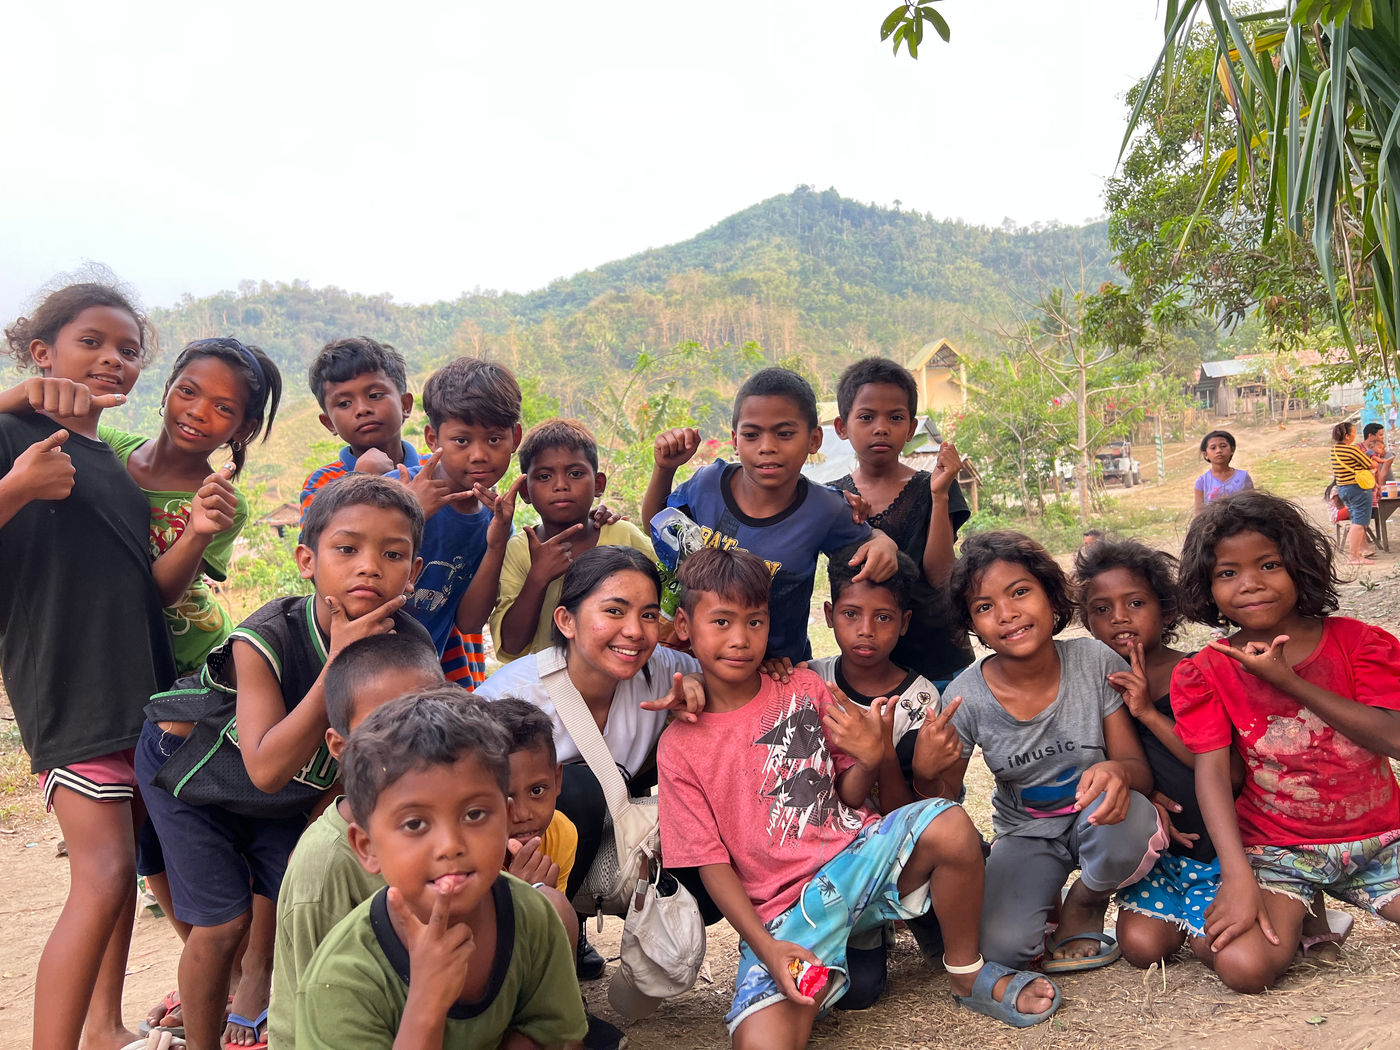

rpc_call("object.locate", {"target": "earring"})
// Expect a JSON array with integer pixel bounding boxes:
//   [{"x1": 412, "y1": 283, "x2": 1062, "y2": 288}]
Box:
[
  {"x1": 158, "y1": 404, "x2": 165, "y2": 417},
  {"x1": 230, "y1": 439, "x2": 245, "y2": 453}
]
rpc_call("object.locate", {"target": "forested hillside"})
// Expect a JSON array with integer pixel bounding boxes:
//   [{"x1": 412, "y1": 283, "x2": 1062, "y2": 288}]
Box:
[{"x1": 131, "y1": 186, "x2": 1116, "y2": 426}]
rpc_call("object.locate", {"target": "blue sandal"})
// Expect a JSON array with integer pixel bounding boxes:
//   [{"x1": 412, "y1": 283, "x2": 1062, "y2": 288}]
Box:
[
  {"x1": 225, "y1": 1007, "x2": 268, "y2": 1050},
  {"x1": 1043, "y1": 931, "x2": 1121, "y2": 973},
  {"x1": 951, "y1": 961, "x2": 1061, "y2": 1028}
]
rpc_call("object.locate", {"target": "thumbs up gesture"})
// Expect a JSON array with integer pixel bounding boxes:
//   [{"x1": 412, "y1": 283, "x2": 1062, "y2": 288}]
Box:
[
  {"x1": 188, "y1": 463, "x2": 239, "y2": 537},
  {"x1": 12, "y1": 430, "x2": 75, "y2": 502}
]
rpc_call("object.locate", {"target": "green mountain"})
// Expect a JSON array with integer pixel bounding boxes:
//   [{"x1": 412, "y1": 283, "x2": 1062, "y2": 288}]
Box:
[{"x1": 127, "y1": 186, "x2": 1116, "y2": 432}]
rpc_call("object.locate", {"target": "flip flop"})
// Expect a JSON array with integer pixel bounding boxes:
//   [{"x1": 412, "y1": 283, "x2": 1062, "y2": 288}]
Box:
[
  {"x1": 224, "y1": 1008, "x2": 268, "y2": 1050},
  {"x1": 1301, "y1": 908, "x2": 1355, "y2": 956},
  {"x1": 138, "y1": 989, "x2": 183, "y2": 1039},
  {"x1": 951, "y1": 960, "x2": 1061, "y2": 1028},
  {"x1": 1042, "y1": 931, "x2": 1122, "y2": 973}
]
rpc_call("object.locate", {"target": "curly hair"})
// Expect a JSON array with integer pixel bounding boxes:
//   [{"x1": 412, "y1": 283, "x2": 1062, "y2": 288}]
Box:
[
  {"x1": 1178, "y1": 490, "x2": 1339, "y2": 627},
  {"x1": 1073, "y1": 538, "x2": 1181, "y2": 642},
  {"x1": 948, "y1": 530, "x2": 1075, "y2": 637},
  {"x1": 6, "y1": 279, "x2": 154, "y2": 370}
]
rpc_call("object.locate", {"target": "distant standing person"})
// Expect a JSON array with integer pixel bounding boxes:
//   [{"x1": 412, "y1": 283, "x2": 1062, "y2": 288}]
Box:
[
  {"x1": 1331, "y1": 420, "x2": 1376, "y2": 565},
  {"x1": 1193, "y1": 431, "x2": 1252, "y2": 513}
]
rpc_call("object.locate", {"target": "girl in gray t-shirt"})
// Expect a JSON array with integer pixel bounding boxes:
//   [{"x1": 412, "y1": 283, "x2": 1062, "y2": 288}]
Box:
[{"x1": 913, "y1": 531, "x2": 1166, "y2": 973}]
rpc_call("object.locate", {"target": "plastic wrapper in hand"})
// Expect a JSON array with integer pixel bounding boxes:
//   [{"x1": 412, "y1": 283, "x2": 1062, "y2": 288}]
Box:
[
  {"x1": 650, "y1": 507, "x2": 707, "y2": 620},
  {"x1": 787, "y1": 958, "x2": 830, "y2": 998}
]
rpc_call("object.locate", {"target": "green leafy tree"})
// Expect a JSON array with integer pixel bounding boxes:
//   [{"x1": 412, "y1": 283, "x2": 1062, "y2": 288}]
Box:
[{"x1": 1135, "y1": 1, "x2": 1400, "y2": 369}]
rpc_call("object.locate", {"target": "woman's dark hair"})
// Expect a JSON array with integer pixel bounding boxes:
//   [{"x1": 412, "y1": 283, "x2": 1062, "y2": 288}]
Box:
[
  {"x1": 1331, "y1": 420, "x2": 1356, "y2": 444},
  {"x1": 1178, "y1": 491, "x2": 1339, "y2": 627},
  {"x1": 1074, "y1": 538, "x2": 1181, "y2": 642},
  {"x1": 948, "y1": 530, "x2": 1076, "y2": 637},
  {"x1": 164, "y1": 338, "x2": 283, "y2": 477},
  {"x1": 1199, "y1": 430, "x2": 1236, "y2": 454},
  {"x1": 549, "y1": 545, "x2": 662, "y2": 649},
  {"x1": 6, "y1": 280, "x2": 155, "y2": 369}
]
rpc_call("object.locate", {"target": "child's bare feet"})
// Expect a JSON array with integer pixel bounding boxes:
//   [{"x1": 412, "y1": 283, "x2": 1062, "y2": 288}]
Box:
[
  {"x1": 142, "y1": 990, "x2": 182, "y2": 1034},
  {"x1": 1048, "y1": 878, "x2": 1116, "y2": 962},
  {"x1": 77, "y1": 1021, "x2": 139, "y2": 1050}
]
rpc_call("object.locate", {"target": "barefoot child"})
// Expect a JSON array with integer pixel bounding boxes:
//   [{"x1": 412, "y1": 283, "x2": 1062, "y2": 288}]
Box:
[
  {"x1": 1194, "y1": 430, "x2": 1252, "y2": 512},
  {"x1": 1075, "y1": 539, "x2": 1220, "y2": 967},
  {"x1": 915, "y1": 531, "x2": 1167, "y2": 974},
  {"x1": 659, "y1": 548, "x2": 1060, "y2": 1048},
  {"x1": 0, "y1": 280, "x2": 177, "y2": 1050},
  {"x1": 298, "y1": 690, "x2": 588, "y2": 1047},
  {"x1": 268, "y1": 632, "x2": 447, "y2": 1050},
  {"x1": 1172, "y1": 491, "x2": 1400, "y2": 992}
]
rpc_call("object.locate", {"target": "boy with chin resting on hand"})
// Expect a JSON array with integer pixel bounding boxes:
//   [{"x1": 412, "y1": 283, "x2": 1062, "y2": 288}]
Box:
[
  {"x1": 297, "y1": 689, "x2": 587, "y2": 1049},
  {"x1": 656, "y1": 549, "x2": 1060, "y2": 1050}
]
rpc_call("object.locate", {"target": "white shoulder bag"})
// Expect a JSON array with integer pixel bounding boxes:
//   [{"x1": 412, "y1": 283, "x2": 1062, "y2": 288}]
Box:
[{"x1": 540, "y1": 649, "x2": 660, "y2": 918}]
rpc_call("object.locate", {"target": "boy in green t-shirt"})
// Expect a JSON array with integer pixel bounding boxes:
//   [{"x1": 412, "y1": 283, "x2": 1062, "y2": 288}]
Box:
[
  {"x1": 268, "y1": 632, "x2": 447, "y2": 1049},
  {"x1": 296, "y1": 690, "x2": 587, "y2": 1049}
]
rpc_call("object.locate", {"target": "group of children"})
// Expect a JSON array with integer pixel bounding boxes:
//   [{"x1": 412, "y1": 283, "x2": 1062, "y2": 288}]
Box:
[{"x1": 1, "y1": 277, "x2": 1398, "y2": 1050}]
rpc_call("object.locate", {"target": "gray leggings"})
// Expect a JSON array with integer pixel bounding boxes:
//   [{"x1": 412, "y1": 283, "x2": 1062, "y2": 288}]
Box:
[{"x1": 980, "y1": 790, "x2": 1163, "y2": 969}]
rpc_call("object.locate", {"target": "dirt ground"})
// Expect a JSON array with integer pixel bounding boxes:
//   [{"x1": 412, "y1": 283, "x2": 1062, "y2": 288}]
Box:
[{"x1": 2, "y1": 416, "x2": 1400, "y2": 1050}]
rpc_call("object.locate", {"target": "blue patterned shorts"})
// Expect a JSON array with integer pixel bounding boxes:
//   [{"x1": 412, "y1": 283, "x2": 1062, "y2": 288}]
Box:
[
  {"x1": 1116, "y1": 854, "x2": 1221, "y2": 939},
  {"x1": 726, "y1": 798, "x2": 957, "y2": 1033},
  {"x1": 1247, "y1": 829, "x2": 1400, "y2": 910}
]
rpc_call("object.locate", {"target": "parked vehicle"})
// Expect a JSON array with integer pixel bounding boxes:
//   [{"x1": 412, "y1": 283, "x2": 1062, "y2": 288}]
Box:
[{"x1": 1096, "y1": 440, "x2": 1143, "y2": 487}]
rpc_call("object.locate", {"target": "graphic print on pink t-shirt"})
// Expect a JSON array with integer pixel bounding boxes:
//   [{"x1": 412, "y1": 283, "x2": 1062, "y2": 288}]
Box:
[{"x1": 755, "y1": 686, "x2": 865, "y2": 846}]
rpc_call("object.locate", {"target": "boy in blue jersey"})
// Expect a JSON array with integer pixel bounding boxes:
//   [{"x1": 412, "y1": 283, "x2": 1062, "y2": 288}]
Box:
[
  {"x1": 642, "y1": 367, "x2": 898, "y2": 663},
  {"x1": 404, "y1": 357, "x2": 523, "y2": 675}
]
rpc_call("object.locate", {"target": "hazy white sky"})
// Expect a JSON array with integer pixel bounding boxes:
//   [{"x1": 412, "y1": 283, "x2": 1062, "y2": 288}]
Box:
[{"x1": 0, "y1": 1, "x2": 1169, "y2": 313}]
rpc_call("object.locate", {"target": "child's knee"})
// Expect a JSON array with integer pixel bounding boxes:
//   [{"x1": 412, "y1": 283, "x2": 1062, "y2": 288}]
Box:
[
  {"x1": 1116, "y1": 911, "x2": 1185, "y2": 968},
  {"x1": 918, "y1": 805, "x2": 981, "y2": 865},
  {"x1": 537, "y1": 886, "x2": 578, "y2": 949},
  {"x1": 1077, "y1": 792, "x2": 1163, "y2": 891},
  {"x1": 190, "y1": 912, "x2": 253, "y2": 957},
  {"x1": 1211, "y1": 943, "x2": 1289, "y2": 994}
]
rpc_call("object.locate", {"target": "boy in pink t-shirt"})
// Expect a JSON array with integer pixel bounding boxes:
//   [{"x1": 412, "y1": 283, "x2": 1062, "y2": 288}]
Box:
[{"x1": 657, "y1": 548, "x2": 1060, "y2": 1047}]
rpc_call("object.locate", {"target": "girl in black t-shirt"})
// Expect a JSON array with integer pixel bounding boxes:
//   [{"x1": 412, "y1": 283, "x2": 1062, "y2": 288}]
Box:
[
  {"x1": 1075, "y1": 539, "x2": 1218, "y2": 968},
  {"x1": 1, "y1": 279, "x2": 175, "y2": 1049}
]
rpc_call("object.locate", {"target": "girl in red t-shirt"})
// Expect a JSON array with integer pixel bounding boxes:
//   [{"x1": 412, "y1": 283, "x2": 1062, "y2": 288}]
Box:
[{"x1": 1172, "y1": 491, "x2": 1400, "y2": 993}]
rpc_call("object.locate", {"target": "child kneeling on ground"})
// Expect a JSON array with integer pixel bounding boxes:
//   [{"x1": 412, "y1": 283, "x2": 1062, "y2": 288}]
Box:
[
  {"x1": 657, "y1": 548, "x2": 1060, "y2": 1050},
  {"x1": 296, "y1": 689, "x2": 587, "y2": 1048}
]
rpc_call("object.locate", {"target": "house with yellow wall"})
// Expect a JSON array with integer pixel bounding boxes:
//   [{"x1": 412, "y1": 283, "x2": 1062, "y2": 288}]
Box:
[{"x1": 907, "y1": 338, "x2": 966, "y2": 414}]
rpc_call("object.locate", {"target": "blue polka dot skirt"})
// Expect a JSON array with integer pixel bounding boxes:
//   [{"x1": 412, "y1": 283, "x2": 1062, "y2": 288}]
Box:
[{"x1": 1115, "y1": 854, "x2": 1222, "y2": 938}]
